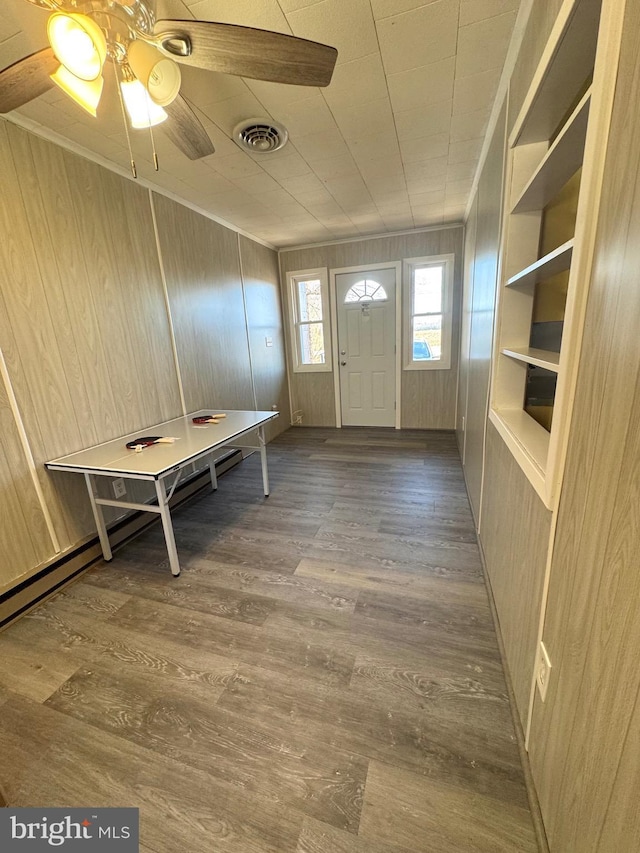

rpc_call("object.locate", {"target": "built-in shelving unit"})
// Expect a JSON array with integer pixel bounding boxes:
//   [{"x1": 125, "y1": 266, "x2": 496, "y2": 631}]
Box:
[{"x1": 490, "y1": 0, "x2": 608, "y2": 508}]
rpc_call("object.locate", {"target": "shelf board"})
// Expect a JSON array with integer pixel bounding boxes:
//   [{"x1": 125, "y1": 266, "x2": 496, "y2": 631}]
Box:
[
  {"x1": 512, "y1": 0, "x2": 601, "y2": 145},
  {"x1": 501, "y1": 347, "x2": 560, "y2": 372},
  {"x1": 507, "y1": 239, "x2": 574, "y2": 288},
  {"x1": 512, "y1": 88, "x2": 591, "y2": 214}
]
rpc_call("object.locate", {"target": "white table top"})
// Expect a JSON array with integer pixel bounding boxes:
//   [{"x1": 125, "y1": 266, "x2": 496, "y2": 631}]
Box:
[{"x1": 45, "y1": 409, "x2": 278, "y2": 480}]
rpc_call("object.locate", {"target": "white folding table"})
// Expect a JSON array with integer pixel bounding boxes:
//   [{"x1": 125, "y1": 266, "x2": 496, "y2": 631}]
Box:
[{"x1": 45, "y1": 409, "x2": 279, "y2": 577}]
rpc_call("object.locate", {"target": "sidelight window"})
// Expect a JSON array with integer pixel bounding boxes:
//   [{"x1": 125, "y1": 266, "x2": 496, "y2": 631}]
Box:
[
  {"x1": 287, "y1": 268, "x2": 331, "y2": 372},
  {"x1": 403, "y1": 254, "x2": 454, "y2": 370}
]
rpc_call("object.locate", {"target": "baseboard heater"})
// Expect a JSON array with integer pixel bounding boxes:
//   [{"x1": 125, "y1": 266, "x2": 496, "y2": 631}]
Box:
[{"x1": 0, "y1": 448, "x2": 243, "y2": 631}]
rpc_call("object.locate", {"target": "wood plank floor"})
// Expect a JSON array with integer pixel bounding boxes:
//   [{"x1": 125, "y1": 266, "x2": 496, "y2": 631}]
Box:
[{"x1": 0, "y1": 427, "x2": 539, "y2": 852}]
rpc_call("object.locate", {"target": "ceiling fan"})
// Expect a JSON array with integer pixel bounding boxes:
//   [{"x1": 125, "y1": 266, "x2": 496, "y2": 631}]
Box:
[{"x1": 0, "y1": 0, "x2": 338, "y2": 162}]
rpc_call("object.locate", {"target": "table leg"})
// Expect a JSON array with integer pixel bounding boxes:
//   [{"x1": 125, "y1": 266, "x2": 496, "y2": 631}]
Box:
[
  {"x1": 208, "y1": 453, "x2": 218, "y2": 491},
  {"x1": 85, "y1": 473, "x2": 113, "y2": 562},
  {"x1": 155, "y1": 478, "x2": 181, "y2": 577},
  {"x1": 259, "y1": 426, "x2": 270, "y2": 497}
]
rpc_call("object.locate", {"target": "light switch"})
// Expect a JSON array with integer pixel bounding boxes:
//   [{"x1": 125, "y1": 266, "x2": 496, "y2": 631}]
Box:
[{"x1": 265, "y1": 336, "x2": 273, "y2": 347}]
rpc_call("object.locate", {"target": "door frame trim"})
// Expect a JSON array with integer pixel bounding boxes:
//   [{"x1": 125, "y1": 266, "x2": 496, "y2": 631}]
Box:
[{"x1": 329, "y1": 262, "x2": 402, "y2": 430}]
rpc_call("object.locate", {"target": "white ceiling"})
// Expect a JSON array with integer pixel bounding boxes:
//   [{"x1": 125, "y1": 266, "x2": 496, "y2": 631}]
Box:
[{"x1": 0, "y1": 0, "x2": 521, "y2": 247}]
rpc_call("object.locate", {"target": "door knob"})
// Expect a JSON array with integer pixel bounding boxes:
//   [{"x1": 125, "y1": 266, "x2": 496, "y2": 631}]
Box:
[{"x1": 340, "y1": 361, "x2": 347, "y2": 366}]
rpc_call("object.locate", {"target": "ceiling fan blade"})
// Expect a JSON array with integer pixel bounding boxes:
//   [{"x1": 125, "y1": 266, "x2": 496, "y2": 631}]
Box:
[
  {"x1": 163, "y1": 94, "x2": 215, "y2": 160},
  {"x1": 154, "y1": 20, "x2": 337, "y2": 87},
  {"x1": 0, "y1": 48, "x2": 59, "y2": 113}
]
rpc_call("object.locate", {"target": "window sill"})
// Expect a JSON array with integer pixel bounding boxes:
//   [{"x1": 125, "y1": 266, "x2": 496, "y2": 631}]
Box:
[
  {"x1": 403, "y1": 360, "x2": 451, "y2": 371},
  {"x1": 292, "y1": 365, "x2": 333, "y2": 374}
]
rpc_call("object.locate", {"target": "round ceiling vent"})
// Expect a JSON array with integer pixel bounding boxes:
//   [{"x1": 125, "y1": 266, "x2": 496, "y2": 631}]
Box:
[{"x1": 233, "y1": 118, "x2": 289, "y2": 153}]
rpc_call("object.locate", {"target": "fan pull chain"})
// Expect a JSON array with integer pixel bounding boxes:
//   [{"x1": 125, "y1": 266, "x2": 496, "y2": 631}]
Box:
[
  {"x1": 136, "y1": 75, "x2": 159, "y2": 172},
  {"x1": 113, "y1": 57, "x2": 137, "y2": 179},
  {"x1": 146, "y1": 112, "x2": 159, "y2": 171},
  {"x1": 149, "y1": 126, "x2": 159, "y2": 171}
]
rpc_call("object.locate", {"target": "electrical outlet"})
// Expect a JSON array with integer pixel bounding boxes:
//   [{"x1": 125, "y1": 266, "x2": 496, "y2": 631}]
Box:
[
  {"x1": 113, "y1": 478, "x2": 126, "y2": 499},
  {"x1": 536, "y1": 641, "x2": 552, "y2": 702}
]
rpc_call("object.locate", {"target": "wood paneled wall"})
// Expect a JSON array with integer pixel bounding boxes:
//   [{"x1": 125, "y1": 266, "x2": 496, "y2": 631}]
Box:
[
  {"x1": 152, "y1": 194, "x2": 254, "y2": 413},
  {"x1": 464, "y1": 103, "x2": 506, "y2": 522},
  {"x1": 480, "y1": 424, "x2": 551, "y2": 728},
  {"x1": 528, "y1": 3, "x2": 640, "y2": 847},
  {"x1": 238, "y1": 235, "x2": 291, "y2": 442},
  {"x1": 0, "y1": 123, "x2": 182, "y2": 555},
  {"x1": 279, "y1": 228, "x2": 463, "y2": 429},
  {"x1": 0, "y1": 119, "x2": 286, "y2": 595},
  {"x1": 0, "y1": 374, "x2": 52, "y2": 574},
  {"x1": 459, "y1": 99, "x2": 550, "y2": 732},
  {"x1": 457, "y1": 195, "x2": 477, "y2": 453},
  {"x1": 460, "y1": 2, "x2": 640, "y2": 852},
  {"x1": 458, "y1": 0, "x2": 577, "y2": 734}
]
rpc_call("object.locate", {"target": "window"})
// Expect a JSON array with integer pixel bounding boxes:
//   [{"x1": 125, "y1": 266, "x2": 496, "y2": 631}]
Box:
[
  {"x1": 287, "y1": 268, "x2": 331, "y2": 372},
  {"x1": 344, "y1": 280, "x2": 388, "y2": 303},
  {"x1": 403, "y1": 254, "x2": 454, "y2": 370}
]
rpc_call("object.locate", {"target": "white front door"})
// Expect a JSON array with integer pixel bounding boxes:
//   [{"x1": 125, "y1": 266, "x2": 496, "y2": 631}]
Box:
[{"x1": 336, "y1": 268, "x2": 396, "y2": 427}]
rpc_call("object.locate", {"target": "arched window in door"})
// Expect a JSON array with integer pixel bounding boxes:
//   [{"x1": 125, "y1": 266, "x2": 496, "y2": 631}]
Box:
[{"x1": 344, "y1": 279, "x2": 388, "y2": 303}]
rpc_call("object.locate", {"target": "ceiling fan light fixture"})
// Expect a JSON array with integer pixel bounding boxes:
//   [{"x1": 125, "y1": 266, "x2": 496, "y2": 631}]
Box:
[
  {"x1": 47, "y1": 13, "x2": 107, "y2": 82},
  {"x1": 127, "y1": 39, "x2": 181, "y2": 106},
  {"x1": 51, "y1": 65, "x2": 103, "y2": 117},
  {"x1": 120, "y1": 77, "x2": 168, "y2": 129}
]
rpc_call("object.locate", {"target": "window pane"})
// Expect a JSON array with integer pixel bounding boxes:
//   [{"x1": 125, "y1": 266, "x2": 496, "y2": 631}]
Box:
[
  {"x1": 413, "y1": 315, "x2": 442, "y2": 360},
  {"x1": 297, "y1": 279, "x2": 323, "y2": 322},
  {"x1": 299, "y1": 322, "x2": 326, "y2": 364},
  {"x1": 345, "y1": 279, "x2": 388, "y2": 303},
  {"x1": 414, "y1": 266, "x2": 442, "y2": 314}
]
